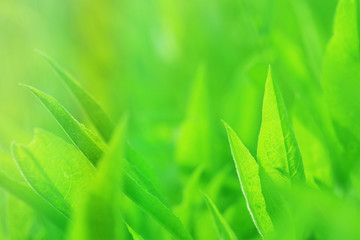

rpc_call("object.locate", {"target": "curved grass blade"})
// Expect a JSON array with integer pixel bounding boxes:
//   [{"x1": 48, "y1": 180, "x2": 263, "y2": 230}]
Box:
[
  {"x1": 11, "y1": 143, "x2": 71, "y2": 219},
  {"x1": 223, "y1": 120, "x2": 274, "y2": 237},
  {"x1": 123, "y1": 173, "x2": 193, "y2": 240},
  {"x1": 68, "y1": 119, "x2": 127, "y2": 240},
  {"x1": 21, "y1": 84, "x2": 107, "y2": 166},
  {"x1": 126, "y1": 224, "x2": 144, "y2": 240},
  {"x1": 0, "y1": 166, "x2": 68, "y2": 229},
  {"x1": 27, "y1": 129, "x2": 95, "y2": 208},
  {"x1": 36, "y1": 50, "x2": 114, "y2": 142},
  {"x1": 203, "y1": 193, "x2": 238, "y2": 240},
  {"x1": 257, "y1": 67, "x2": 305, "y2": 185}
]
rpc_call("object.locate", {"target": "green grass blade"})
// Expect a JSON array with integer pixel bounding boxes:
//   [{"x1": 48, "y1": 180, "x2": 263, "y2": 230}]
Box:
[
  {"x1": 223, "y1": 120, "x2": 274, "y2": 237},
  {"x1": 123, "y1": 172, "x2": 193, "y2": 240},
  {"x1": 69, "y1": 119, "x2": 127, "y2": 240},
  {"x1": 126, "y1": 224, "x2": 144, "y2": 240},
  {"x1": 124, "y1": 162, "x2": 168, "y2": 206},
  {"x1": 27, "y1": 129, "x2": 95, "y2": 208},
  {"x1": 36, "y1": 50, "x2": 115, "y2": 142},
  {"x1": 203, "y1": 194, "x2": 238, "y2": 240},
  {"x1": 11, "y1": 143, "x2": 71, "y2": 219},
  {"x1": 176, "y1": 66, "x2": 212, "y2": 169},
  {"x1": 322, "y1": 0, "x2": 360, "y2": 142},
  {"x1": 257, "y1": 67, "x2": 305, "y2": 185},
  {"x1": 0, "y1": 150, "x2": 68, "y2": 229},
  {"x1": 0, "y1": 168, "x2": 68, "y2": 229},
  {"x1": 22, "y1": 84, "x2": 107, "y2": 165}
]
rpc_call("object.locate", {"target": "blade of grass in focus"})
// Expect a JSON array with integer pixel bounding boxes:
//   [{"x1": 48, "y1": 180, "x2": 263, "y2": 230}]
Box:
[
  {"x1": 36, "y1": 50, "x2": 115, "y2": 142},
  {"x1": 223, "y1": 120, "x2": 274, "y2": 237}
]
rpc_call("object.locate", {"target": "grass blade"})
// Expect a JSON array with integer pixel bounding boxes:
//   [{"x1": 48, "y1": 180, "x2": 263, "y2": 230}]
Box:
[
  {"x1": 126, "y1": 224, "x2": 144, "y2": 240},
  {"x1": 36, "y1": 50, "x2": 115, "y2": 142},
  {"x1": 11, "y1": 143, "x2": 71, "y2": 219},
  {"x1": 0, "y1": 166, "x2": 68, "y2": 229},
  {"x1": 257, "y1": 67, "x2": 305, "y2": 185},
  {"x1": 203, "y1": 194, "x2": 238, "y2": 240},
  {"x1": 68, "y1": 119, "x2": 127, "y2": 240},
  {"x1": 123, "y1": 172, "x2": 193, "y2": 240},
  {"x1": 223, "y1": 120, "x2": 274, "y2": 237},
  {"x1": 22, "y1": 84, "x2": 107, "y2": 165}
]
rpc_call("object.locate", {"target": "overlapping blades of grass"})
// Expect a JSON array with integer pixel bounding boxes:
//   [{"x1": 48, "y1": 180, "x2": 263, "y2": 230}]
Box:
[
  {"x1": 257, "y1": 68, "x2": 305, "y2": 185},
  {"x1": 68, "y1": 119, "x2": 127, "y2": 240},
  {"x1": 0, "y1": 151, "x2": 68, "y2": 229},
  {"x1": 11, "y1": 143, "x2": 72, "y2": 219},
  {"x1": 23, "y1": 85, "x2": 191, "y2": 239},
  {"x1": 21, "y1": 84, "x2": 107, "y2": 166},
  {"x1": 10, "y1": 128, "x2": 96, "y2": 226},
  {"x1": 203, "y1": 194, "x2": 238, "y2": 240},
  {"x1": 36, "y1": 50, "x2": 115, "y2": 142},
  {"x1": 223, "y1": 121, "x2": 274, "y2": 237}
]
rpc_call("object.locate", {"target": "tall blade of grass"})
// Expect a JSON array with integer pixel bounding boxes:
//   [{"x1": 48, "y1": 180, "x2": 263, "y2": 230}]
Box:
[
  {"x1": 223, "y1": 121, "x2": 274, "y2": 237},
  {"x1": 21, "y1": 84, "x2": 107, "y2": 165},
  {"x1": 36, "y1": 50, "x2": 114, "y2": 142},
  {"x1": 257, "y1": 68, "x2": 305, "y2": 185},
  {"x1": 323, "y1": 0, "x2": 360, "y2": 140},
  {"x1": 11, "y1": 143, "x2": 71, "y2": 219},
  {"x1": 126, "y1": 224, "x2": 144, "y2": 240},
  {"x1": 203, "y1": 194, "x2": 238, "y2": 240},
  {"x1": 68, "y1": 119, "x2": 127, "y2": 240},
  {"x1": 123, "y1": 172, "x2": 193, "y2": 240},
  {"x1": 322, "y1": 0, "x2": 360, "y2": 187},
  {"x1": 176, "y1": 66, "x2": 212, "y2": 169}
]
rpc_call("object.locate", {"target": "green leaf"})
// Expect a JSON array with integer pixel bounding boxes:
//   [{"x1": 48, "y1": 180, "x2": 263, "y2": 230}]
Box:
[
  {"x1": 123, "y1": 172, "x2": 193, "y2": 240},
  {"x1": 323, "y1": 0, "x2": 360, "y2": 140},
  {"x1": 11, "y1": 142, "x2": 72, "y2": 219},
  {"x1": 223, "y1": 120, "x2": 274, "y2": 237},
  {"x1": 0, "y1": 151, "x2": 68, "y2": 229},
  {"x1": 68, "y1": 119, "x2": 127, "y2": 240},
  {"x1": 0, "y1": 169, "x2": 68, "y2": 229},
  {"x1": 124, "y1": 162, "x2": 168, "y2": 206},
  {"x1": 26, "y1": 129, "x2": 96, "y2": 208},
  {"x1": 257, "y1": 68, "x2": 305, "y2": 185},
  {"x1": 22, "y1": 84, "x2": 107, "y2": 165},
  {"x1": 8, "y1": 128, "x2": 96, "y2": 229},
  {"x1": 36, "y1": 50, "x2": 115, "y2": 142},
  {"x1": 203, "y1": 194, "x2": 238, "y2": 240},
  {"x1": 126, "y1": 224, "x2": 144, "y2": 240},
  {"x1": 11, "y1": 128, "x2": 95, "y2": 213}
]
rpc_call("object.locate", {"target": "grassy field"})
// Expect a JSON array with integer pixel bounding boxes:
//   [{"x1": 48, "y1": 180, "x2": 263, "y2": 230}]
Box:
[{"x1": 0, "y1": 0, "x2": 359, "y2": 239}]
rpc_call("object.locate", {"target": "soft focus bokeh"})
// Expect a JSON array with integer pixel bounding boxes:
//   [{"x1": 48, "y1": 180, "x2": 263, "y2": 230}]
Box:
[{"x1": 2, "y1": 0, "x2": 360, "y2": 239}]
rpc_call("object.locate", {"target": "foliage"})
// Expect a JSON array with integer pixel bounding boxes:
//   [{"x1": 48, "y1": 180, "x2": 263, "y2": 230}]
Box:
[{"x1": 0, "y1": 0, "x2": 359, "y2": 239}]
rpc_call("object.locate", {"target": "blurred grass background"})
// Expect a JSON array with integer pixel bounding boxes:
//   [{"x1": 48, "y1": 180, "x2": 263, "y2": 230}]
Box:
[{"x1": 0, "y1": 0, "x2": 347, "y2": 239}]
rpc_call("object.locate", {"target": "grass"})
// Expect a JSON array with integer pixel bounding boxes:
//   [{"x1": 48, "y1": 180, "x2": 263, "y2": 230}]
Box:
[{"x1": 0, "y1": 0, "x2": 360, "y2": 239}]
